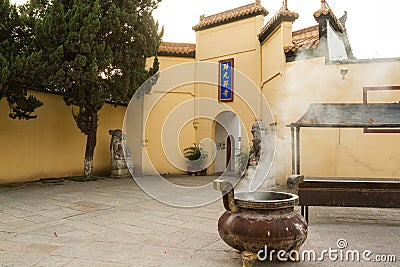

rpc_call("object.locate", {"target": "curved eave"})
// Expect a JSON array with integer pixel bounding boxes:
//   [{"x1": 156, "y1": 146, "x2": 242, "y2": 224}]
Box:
[
  {"x1": 313, "y1": 9, "x2": 345, "y2": 33},
  {"x1": 157, "y1": 51, "x2": 196, "y2": 58},
  {"x1": 258, "y1": 13, "x2": 298, "y2": 44},
  {"x1": 193, "y1": 10, "x2": 268, "y2": 32}
]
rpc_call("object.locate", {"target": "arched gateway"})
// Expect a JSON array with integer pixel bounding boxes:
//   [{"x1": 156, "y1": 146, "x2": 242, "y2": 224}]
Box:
[{"x1": 214, "y1": 111, "x2": 240, "y2": 174}]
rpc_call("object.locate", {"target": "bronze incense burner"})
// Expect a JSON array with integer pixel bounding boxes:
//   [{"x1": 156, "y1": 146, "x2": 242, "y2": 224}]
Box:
[{"x1": 214, "y1": 180, "x2": 307, "y2": 266}]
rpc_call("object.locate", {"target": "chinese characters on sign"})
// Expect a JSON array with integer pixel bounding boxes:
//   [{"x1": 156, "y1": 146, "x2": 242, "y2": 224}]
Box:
[{"x1": 218, "y1": 58, "x2": 234, "y2": 102}]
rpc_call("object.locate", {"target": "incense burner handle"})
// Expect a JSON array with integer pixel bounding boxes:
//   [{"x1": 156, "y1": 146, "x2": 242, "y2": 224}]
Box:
[{"x1": 213, "y1": 180, "x2": 239, "y2": 213}]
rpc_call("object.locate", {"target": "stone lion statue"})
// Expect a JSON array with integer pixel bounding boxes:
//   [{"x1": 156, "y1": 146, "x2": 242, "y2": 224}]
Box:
[
  {"x1": 249, "y1": 121, "x2": 265, "y2": 164},
  {"x1": 109, "y1": 129, "x2": 132, "y2": 177}
]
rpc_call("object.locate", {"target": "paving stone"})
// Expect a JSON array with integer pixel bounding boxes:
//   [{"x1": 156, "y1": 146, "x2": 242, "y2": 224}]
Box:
[
  {"x1": 87, "y1": 241, "x2": 141, "y2": 252},
  {"x1": 26, "y1": 243, "x2": 59, "y2": 254},
  {"x1": 24, "y1": 214, "x2": 60, "y2": 224},
  {"x1": 180, "y1": 220, "x2": 218, "y2": 234},
  {"x1": 0, "y1": 239, "x2": 31, "y2": 252},
  {"x1": 62, "y1": 258, "x2": 98, "y2": 267},
  {"x1": 8, "y1": 233, "x2": 60, "y2": 246},
  {"x1": 1, "y1": 207, "x2": 37, "y2": 218},
  {"x1": 0, "y1": 221, "x2": 17, "y2": 232},
  {"x1": 0, "y1": 177, "x2": 398, "y2": 266},
  {"x1": 59, "y1": 229, "x2": 94, "y2": 238},
  {"x1": 0, "y1": 251, "x2": 25, "y2": 264},
  {"x1": 128, "y1": 218, "x2": 182, "y2": 234},
  {"x1": 94, "y1": 260, "x2": 131, "y2": 267},
  {"x1": 63, "y1": 220, "x2": 110, "y2": 235},
  {"x1": 192, "y1": 210, "x2": 221, "y2": 220},
  {"x1": 1, "y1": 217, "x2": 37, "y2": 229},
  {"x1": 139, "y1": 214, "x2": 186, "y2": 227},
  {"x1": 35, "y1": 255, "x2": 75, "y2": 267},
  {"x1": 105, "y1": 221, "x2": 153, "y2": 235}
]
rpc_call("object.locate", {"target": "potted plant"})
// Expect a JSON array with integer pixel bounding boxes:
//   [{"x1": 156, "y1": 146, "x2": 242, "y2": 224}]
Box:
[{"x1": 183, "y1": 143, "x2": 208, "y2": 176}]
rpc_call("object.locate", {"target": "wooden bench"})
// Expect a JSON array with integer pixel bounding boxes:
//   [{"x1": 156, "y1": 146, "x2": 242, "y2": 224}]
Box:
[{"x1": 298, "y1": 177, "x2": 400, "y2": 223}]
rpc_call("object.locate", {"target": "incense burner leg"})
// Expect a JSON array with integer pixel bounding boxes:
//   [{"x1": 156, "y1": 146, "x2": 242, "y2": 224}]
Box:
[
  {"x1": 288, "y1": 246, "x2": 301, "y2": 262},
  {"x1": 241, "y1": 251, "x2": 258, "y2": 267}
]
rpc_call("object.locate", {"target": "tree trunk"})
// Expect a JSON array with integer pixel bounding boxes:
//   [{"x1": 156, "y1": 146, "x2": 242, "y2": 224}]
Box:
[{"x1": 83, "y1": 110, "x2": 98, "y2": 178}]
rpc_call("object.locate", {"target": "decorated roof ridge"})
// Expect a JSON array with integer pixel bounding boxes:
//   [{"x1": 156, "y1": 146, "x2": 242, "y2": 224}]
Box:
[
  {"x1": 292, "y1": 25, "x2": 319, "y2": 37},
  {"x1": 258, "y1": 2, "x2": 299, "y2": 43},
  {"x1": 192, "y1": 0, "x2": 268, "y2": 31},
  {"x1": 158, "y1": 42, "x2": 196, "y2": 57},
  {"x1": 284, "y1": 25, "x2": 319, "y2": 53},
  {"x1": 313, "y1": 0, "x2": 345, "y2": 32}
]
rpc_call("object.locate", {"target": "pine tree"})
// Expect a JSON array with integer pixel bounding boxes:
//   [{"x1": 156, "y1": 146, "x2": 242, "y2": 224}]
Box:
[
  {"x1": 0, "y1": 0, "x2": 43, "y2": 120},
  {"x1": 29, "y1": 0, "x2": 162, "y2": 177}
]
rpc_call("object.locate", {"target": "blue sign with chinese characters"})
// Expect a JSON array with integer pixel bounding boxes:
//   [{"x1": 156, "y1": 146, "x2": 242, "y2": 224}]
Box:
[{"x1": 218, "y1": 58, "x2": 234, "y2": 102}]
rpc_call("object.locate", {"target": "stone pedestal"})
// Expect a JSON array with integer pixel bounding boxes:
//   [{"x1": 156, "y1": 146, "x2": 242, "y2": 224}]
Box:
[{"x1": 111, "y1": 159, "x2": 133, "y2": 177}]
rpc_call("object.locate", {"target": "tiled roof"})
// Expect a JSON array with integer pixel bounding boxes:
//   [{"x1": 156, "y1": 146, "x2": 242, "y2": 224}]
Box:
[
  {"x1": 313, "y1": 0, "x2": 345, "y2": 32},
  {"x1": 158, "y1": 42, "x2": 196, "y2": 58},
  {"x1": 284, "y1": 25, "x2": 320, "y2": 53},
  {"x1": 258, "y1": 5, "x2": 299, "y2": 43},
  {"x1": 192, "y1": 1, "x2": 268, "y2": 31}
]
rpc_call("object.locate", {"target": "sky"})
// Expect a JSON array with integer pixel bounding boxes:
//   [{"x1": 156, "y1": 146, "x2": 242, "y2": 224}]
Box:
[{"x1": 10, "y1": 0, "x2": 400, "y2": 59}]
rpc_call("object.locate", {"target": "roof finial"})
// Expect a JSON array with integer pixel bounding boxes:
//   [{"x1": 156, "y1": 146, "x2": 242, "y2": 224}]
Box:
[
  {"x1": 255, "y1": 0, "x2": 261, "y2": 5},
  {"x1": 339, "y1": 11, "x2": 347, "y2": 27},
  {"x1": 283, "y1": 0, "x2": 288, "y2": 11},
  {"x1": 321, "y1": 0, "x2": 328, "y2": 10}
]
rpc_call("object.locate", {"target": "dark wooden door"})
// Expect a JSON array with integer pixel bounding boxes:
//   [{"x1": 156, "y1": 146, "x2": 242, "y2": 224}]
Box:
[{"x1": 226, "y1": 136, "x2": 231, "y2": 170}]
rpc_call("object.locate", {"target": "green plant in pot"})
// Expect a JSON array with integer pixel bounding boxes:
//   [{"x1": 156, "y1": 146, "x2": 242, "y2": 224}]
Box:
[{"x1": 183, "y1": 143, "x2": 208, "y2": 175}]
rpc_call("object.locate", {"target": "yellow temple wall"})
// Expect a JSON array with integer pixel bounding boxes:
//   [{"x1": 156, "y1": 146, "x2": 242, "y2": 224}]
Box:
[{"x1": 0, "y1": 91, "x2": 125, "y2": 183}]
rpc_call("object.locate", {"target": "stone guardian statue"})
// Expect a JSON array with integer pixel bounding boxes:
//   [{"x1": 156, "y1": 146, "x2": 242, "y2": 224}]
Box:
[{"x1": 109, "y1": 129, "x2": 133, "y2": 177}]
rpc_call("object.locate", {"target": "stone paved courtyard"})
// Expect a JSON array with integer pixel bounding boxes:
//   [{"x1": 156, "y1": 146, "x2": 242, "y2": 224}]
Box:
[{"x1": 0, "y1": 176, "x2": 399, "y2": 266}]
